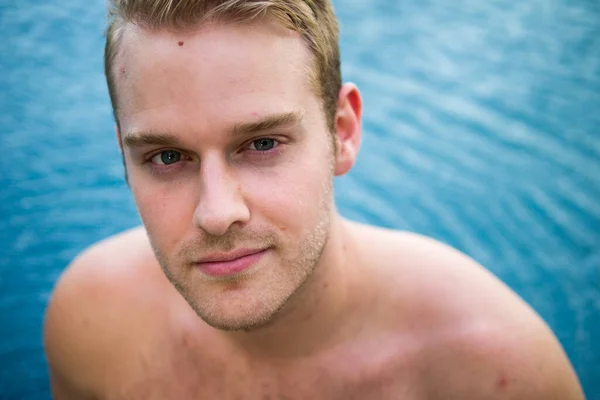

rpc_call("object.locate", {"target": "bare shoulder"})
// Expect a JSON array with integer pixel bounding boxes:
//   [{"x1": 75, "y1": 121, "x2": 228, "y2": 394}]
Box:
[
  {"x1": 348, "y1": 221, "x2": 584, "y2": 399},
  {"x1": 43, "y1": 226, "x2": 170, "y2": 398}
]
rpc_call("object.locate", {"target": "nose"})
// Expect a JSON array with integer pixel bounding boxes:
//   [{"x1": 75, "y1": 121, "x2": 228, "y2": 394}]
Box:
[{"x1": 192, "y1": 155, "x2": 250, "y2": 236}]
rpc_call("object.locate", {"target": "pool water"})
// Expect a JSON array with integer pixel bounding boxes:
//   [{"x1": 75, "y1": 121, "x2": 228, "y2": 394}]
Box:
[{"x1": 1, "y1": 0, "x2": 599, "y2": 398}]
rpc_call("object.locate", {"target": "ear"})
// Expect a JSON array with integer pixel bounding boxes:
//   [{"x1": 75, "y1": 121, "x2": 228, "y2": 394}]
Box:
[{"x1": 333, "y1": 83, "x2": 363, "y2": 176}]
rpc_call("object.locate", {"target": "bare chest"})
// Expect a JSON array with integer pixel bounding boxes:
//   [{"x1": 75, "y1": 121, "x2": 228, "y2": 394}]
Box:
[{"x1": 105, "y1": 335, "x2": 424, "y2": 400}]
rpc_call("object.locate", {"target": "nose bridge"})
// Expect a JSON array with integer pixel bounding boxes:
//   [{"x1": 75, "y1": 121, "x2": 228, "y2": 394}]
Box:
[
  {"x1": 201, "y1": 154, "x2": 230, "y2": 196},
  {"x1": 193, "y1": 153, "x2": 249, "y2": 236}
]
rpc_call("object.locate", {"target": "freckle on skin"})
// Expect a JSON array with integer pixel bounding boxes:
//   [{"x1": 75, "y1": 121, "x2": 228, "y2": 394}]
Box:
[
  {"x1": 496, "y1": 374, "x2": 508, "y2": 390},
  {"x1": 178, "y1": 41, "x2": 184, "y2": 46}
]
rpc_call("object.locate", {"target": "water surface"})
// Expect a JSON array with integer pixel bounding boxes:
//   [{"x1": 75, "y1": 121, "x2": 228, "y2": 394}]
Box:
[{"x1": 1, "y1": 0, "x2": 599, "y2": 398}]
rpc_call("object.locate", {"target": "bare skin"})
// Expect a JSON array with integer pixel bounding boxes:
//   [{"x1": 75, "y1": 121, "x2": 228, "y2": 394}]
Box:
[
  {"x1": 45, "y1": 223, "x2": 583, "y2": 399},
  {"x1": 44, "y1": 18, "x2": 584, "y2": 400}
]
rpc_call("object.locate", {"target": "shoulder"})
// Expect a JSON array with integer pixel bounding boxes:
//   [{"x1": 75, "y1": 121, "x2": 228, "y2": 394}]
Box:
[
  {"x1": 44, "y1": 226, "x2": 162, "y2": 323},
  {"x1": 43, "y1": 226, "x2": 169, "y2": 397},
  {"x1": 348, "y1": 222, "x2": 584, "y2": 399},
  {"x1": 419, "y1": 317, "x2": 585, "y2": 399},
  {"x1": 353, "y1": 222, "x2": 551, "y2": 330}
]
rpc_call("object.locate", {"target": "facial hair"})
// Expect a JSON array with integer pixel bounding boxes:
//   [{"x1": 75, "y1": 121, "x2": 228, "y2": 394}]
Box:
[{"x1": 148, "y1": 179, "x2": 333, "y2": 332}]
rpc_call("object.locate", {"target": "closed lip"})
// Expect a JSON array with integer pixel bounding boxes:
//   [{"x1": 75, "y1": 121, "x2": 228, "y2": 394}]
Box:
[{"x1": 195, "y1": 248, "x2": 267, "y2": 264}]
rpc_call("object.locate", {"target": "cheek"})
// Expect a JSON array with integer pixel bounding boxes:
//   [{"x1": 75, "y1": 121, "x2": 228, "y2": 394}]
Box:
[
  {"x1": 131, "y1": 181, "x2": 196, "y2": 250},
  {"x1": 241, "y1": 157, "x2": 331, "y2": 229}
]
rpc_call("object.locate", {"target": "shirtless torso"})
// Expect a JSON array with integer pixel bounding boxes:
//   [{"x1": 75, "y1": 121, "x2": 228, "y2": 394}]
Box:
[
  {"x1": 44, "y1": 4, "x2": 584, "y2": 398},
  {"x1": 44, "y1": 222, "x2": 583, "y2": 399}
]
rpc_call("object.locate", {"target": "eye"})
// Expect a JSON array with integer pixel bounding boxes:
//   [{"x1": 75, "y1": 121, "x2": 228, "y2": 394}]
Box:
[
  {"x1": 248, "y1": 138, "x2": 277, "y2": 151},
  {"x1": 150, "y1": 150, "x2": 182, "y2": 165}
]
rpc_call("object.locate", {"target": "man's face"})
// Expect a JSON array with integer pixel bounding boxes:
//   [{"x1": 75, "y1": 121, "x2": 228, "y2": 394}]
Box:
[{"x1": 115, "y1": 20, "x2": 337, "y2": 331}]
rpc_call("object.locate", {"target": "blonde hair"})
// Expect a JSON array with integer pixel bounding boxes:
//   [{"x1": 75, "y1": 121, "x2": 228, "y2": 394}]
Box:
[{"x1": 104, "y1": 0, "x2": 341, "y2": 131}]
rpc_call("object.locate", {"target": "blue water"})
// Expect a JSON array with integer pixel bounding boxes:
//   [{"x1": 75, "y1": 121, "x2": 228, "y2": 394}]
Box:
[{"x1": 1, "y1": 0, "x2": 598, "y2": 398}]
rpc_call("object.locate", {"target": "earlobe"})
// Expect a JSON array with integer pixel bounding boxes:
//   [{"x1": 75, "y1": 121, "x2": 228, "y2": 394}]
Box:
[{"x1": 333, "y1": 83, "x2": 363, "y2": 176}]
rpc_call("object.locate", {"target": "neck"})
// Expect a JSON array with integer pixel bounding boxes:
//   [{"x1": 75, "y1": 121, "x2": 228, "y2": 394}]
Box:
[{"x1": 222, "y1": 215, "x2": 366, "y2": 359}]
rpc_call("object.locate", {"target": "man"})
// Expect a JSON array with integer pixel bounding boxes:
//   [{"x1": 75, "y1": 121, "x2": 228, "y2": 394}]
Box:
[{"x1": 43, "y1": 0, "x2": 584, "y2": 398}]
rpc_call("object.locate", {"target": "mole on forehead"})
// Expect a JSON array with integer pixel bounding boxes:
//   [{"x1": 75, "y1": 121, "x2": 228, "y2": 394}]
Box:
[{"x1": 118, "y1": 19, "x2": 307, "y2": 60}]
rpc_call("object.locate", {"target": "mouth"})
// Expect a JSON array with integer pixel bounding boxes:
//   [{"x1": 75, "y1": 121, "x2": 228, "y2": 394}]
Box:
[{"x1": 194, "y1": 248, "x2": 269, "y2": 278}]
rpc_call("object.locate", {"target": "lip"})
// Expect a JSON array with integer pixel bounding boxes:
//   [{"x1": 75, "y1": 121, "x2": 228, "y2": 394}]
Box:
[{"x1": 194, "y1": 248, "x2": 268, "y2": 278}]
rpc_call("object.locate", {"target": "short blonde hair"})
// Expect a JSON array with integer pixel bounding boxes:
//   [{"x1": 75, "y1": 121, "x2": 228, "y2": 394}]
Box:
[{"x1": 104, "y1": 0, "x2": 341, "y2": 131}]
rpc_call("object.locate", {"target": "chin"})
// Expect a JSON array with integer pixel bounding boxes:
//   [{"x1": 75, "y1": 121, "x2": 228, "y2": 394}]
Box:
[
  {"x1": 177, "y1": 270, "x2": 307, "y2": 332},
  {"x1": 191, "y1": 297, "x2": 287, "y2": 332},
  {"x1": 201, "y1": 313, "x2": 276, "y2": 332}
]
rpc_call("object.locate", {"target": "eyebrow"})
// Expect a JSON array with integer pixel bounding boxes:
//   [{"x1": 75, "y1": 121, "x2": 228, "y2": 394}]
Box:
[
  {"x1": 122, "y1": 131, "x2": 184, "y2": 149},
  {"x1": 231, "y1": 111, "x2": 303, "y2": 136},
  {"x1": 122, "y1": 111, "x2": 304, "y2": 150}
]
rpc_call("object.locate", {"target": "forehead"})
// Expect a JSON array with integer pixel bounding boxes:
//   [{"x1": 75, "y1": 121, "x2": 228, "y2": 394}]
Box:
[{"x1": 114, "y1": 19, "x2": 320, "y2": 133}]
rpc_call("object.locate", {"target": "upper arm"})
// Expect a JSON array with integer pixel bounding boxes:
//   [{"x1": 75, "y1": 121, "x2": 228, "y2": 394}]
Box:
[
  {"x1": 478, "y1": 321, "x2": 584, "y2": 400},
  {"x1": 423, "y1": 318, "x2": 585, "y2": 400},
  {"x1": 44, "y1": 228, "x2": 166, "y2": 399},
  {"x1": 43, "y1": 244, "x2": 123, "y2": 399},
  {"x1": 506, "y1": 323, "x2": 584, "y2": 399},
  {"x1": 394, "y1": 234, "x2": 585, "y2": 399},
  {"x1": 47, "y1": 365, "x2": 94, "y2": 400}
]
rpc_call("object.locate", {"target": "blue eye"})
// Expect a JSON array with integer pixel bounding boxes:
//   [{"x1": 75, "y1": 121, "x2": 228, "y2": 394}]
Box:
[
  {"x1": 249, "y1": 139, "x2": 276, "y2": 151},
  {"x1": 151, "y1": 150, "x2": 182, "y2": 165}
]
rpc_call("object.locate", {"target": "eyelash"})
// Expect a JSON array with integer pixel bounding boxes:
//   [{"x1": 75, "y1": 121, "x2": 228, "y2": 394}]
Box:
[
  {"x1": 145, "y1": 138, "x2": 283, "y2": 172},
  {"x1": 144, "y1": 151, "x2": 191, "y2": 177},
  {"x1": 241, "y1": 137, "x2": 281, "y2": 155}
]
